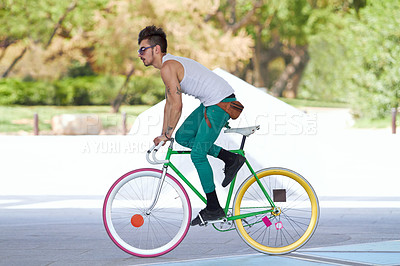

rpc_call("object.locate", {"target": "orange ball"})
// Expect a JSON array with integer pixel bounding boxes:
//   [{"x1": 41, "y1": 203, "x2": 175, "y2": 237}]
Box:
[{"x1": 131, "y1": 214, "x2": 144, "y2": 228}]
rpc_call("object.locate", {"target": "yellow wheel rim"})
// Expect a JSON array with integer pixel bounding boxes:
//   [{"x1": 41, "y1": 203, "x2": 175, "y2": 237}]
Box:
[{"x1": 234, "y1": 168, "x2": 319, "y2": 254}]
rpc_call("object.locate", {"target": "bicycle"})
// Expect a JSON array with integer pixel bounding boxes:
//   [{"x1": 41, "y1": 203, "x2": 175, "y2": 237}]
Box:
[{"x1": 103, "y1": 124, "x2": 320, "y2": 257}]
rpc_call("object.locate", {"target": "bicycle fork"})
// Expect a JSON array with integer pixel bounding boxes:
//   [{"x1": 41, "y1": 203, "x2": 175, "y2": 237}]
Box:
[{"x1": 145, "y1": 165, "x2": 168, "y2": 215}]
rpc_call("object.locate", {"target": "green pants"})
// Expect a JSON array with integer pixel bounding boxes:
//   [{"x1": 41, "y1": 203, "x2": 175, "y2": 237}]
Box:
[{"x1": 175, "y1": 98, "x2": 234, "y2": 193}]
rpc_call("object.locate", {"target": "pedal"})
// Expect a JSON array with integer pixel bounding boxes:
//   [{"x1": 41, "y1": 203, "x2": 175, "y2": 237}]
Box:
[
  {"x1": 199, "y1": 218, "x2": 227, "y2": 227},
  {"x1": 199, "y1": 221, "x2": 207, "y2": 226},
  {"x1": 204, "y1": 218, "x2": 227, "y2": 225}
]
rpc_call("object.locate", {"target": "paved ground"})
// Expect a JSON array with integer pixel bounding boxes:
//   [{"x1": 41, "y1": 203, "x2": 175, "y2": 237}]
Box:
[
  {"x1": 1, "y1": 196, "x2": 399, "y2": 266},
  {"x1": 1, "y1": 107, "x2": 399, "y2": 265}
]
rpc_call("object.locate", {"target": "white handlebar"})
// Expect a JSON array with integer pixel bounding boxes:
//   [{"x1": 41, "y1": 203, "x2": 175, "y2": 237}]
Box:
[{"x1": 146, "y1": 141, "x2": 169, "y2": 165}]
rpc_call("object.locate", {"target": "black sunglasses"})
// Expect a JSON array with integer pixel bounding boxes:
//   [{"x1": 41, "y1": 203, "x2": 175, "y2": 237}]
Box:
[{"x1": 138, "y1": 45, "x2": 156, "y2": 55}]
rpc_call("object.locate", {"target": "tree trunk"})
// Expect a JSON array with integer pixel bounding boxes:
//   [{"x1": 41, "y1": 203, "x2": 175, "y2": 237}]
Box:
[
  {"x1": 46, "y1": 1, "x2": 78, "y2": 49},
  {"x1": 259, "y1": 31, "x2": 282, "y2": 89},
  {"x1": 111, "y1": 66, "x2": 135, "y2": 113},
  {"x1": 253, "y1": 25, "x2": 264, "y2": 88},
  {"x1": 2, "y1": 46, "x2": 28, "y2": 78},
  {"x1": 283, "y1": 50, "x2": 309, "y2": 98},
  {"x1": 271, "y1": 61, "x2": 295, "y2": 97},
  {"x1": 271, "y1": 45, "x2": 309, "y2": 97},
  {"x1": 210, "y1": 0, "x2": 262, "y2": 33}
]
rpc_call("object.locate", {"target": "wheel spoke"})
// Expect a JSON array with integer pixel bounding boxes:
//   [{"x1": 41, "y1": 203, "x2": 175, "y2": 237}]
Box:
[
  {"x1": 103, "y1": 170, "x2": 191, "y2": 257},
  {"x1": 234, "y1": 168, "x2": 319, "y2": 254}
]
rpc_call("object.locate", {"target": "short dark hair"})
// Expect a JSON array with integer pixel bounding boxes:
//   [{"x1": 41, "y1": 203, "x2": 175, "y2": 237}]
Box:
[{"x1": 138, "y1": 25, "x2": 167, "y2": 53}]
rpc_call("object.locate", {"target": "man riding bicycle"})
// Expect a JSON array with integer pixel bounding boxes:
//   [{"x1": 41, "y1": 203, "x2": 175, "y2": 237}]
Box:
[{"x1": 138, "y1": 25, "x2": 245, "y2": 226}]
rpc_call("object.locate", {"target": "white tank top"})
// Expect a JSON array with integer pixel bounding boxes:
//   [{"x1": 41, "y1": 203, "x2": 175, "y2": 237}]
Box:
[{"x1": 162, "y1": 54, "x2": 234, "y2": 106}]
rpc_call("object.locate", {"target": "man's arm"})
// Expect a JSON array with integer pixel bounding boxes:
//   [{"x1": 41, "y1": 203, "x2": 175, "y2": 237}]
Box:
[{"x1": 154, "y1": 61, "x2": 183, "y2": 145}]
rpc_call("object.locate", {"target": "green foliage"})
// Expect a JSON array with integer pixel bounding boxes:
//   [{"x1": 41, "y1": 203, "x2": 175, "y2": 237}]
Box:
[
  {"x1": 125, "y1": 76, "x2": 165, "y2": 106},
  {"x1": 299, "y1": 0, "x2": 400, "y2": 119},
  {"x1": 0, "y1": 0, "x2": 108, "y2": 43},
  {"x1": 1, "y1": 0, "x2": 399, "y2": 121},
  {"x1": 54, "y1": 77, "x2": 93, "y2": 105},
  {"x1": 0, "y1": 79, "x2": 54, "y2": 105},
  {"x1": 0, "y1": 75, "x2": 165, "y2": 106},
  {"x1": 348, "y1": 0, "x2": 400, "y2": 118},
  {"x1": 274, "y1": 0, "x2": 312, "y2": 45},
  {"x1": 66, "y1": 61, "x2": 96, "y2": 78},
  {"x1": 239, "y1": 0, "x2": 312, "y2": 46}
]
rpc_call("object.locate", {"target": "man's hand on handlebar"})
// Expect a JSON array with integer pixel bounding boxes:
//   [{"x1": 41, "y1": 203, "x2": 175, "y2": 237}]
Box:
[{"x1": 153, "y1": 134, "x2": 169, "y2": 146}]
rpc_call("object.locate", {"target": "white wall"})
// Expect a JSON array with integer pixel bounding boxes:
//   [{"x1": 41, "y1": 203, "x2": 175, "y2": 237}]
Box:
[{"x1": 1, "y1": 130, "x2": 398, "y2": 205}]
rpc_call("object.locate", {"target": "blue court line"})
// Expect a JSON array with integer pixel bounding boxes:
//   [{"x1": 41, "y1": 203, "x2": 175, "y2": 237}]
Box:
[
  {"x1": 301, "y1": 240, "x2": 400, "y2": 265},
  {"x1": 303, "y1": 240, "x2": 400, "y2": 252}
]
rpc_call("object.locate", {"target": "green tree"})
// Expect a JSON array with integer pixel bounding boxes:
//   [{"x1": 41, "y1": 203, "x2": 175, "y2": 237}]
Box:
[
  {"x1": 348, "y1": 0, "x2": 400, "y2": 118},
  {"x1": 209, "y1": 0, "x2": 317, "y2": 97},
  {"x1": 0, "y1": 0, "x2": 108, "y2": 78},
  {"x1": 299, "y1": 0, "x2": 400, "y2": 119}
]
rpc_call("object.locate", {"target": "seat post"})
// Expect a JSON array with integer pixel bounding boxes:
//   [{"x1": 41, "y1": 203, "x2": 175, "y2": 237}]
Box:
[{"x1": 240, "y1": 135, "x2": 247, "y2": 150}]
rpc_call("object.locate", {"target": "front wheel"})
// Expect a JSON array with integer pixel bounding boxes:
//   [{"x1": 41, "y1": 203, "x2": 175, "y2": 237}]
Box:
[
  {"x1": 103, "y1": 168, "x2": 191, "y2": 257},
  {"x1": 233, "y1": 167, "x2": 319, "y2": 254}
]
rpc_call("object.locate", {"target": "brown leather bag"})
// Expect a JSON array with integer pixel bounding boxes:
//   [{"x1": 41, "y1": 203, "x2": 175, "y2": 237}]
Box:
[
  {"x1": 217, "y1": 101, "x2": 244, "y2": 119},
  {"x1": 204, "y1": 101, "x2": 244, "y2": 128}
]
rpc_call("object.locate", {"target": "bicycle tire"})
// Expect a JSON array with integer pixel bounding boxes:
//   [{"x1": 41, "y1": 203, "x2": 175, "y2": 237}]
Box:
[
  {"x1": 103, "y1": 168, "x2": 191, "y2": 257},
  {"x1": 233, "y1": 167, "x2": 319, "y2": 254}
]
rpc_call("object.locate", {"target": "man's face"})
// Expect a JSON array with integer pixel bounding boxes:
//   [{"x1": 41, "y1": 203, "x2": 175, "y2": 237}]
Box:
[{"x1": 138, "y1": 39, "x2": 154, "y2": 67}]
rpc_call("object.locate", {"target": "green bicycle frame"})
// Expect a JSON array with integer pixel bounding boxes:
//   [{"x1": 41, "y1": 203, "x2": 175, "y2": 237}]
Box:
[{"x1": 162, "y1": 140, "x2": 277, "y2": 222}]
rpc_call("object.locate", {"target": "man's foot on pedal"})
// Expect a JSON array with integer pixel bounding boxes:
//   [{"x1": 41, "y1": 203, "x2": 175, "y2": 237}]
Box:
[
  {"x1": 191, "y1": 207, "x2": 225, "y2": 226},
  {"x1": 222, "y1": 154, "x2": 246, "y2": 187}
]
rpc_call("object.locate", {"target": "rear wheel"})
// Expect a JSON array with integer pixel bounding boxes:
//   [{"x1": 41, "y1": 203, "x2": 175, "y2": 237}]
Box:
[
  {"x1": 233, "y1": 167, "x2": 319, "y2": 254},
  {"x1": 103, "y1": 168, "x2": 191, "y2": 257}
]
